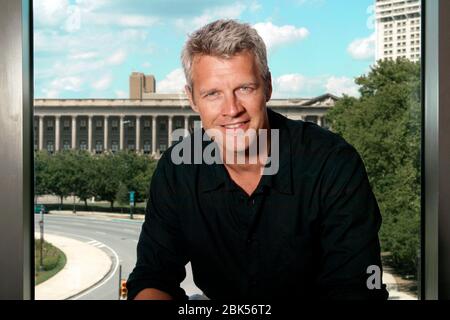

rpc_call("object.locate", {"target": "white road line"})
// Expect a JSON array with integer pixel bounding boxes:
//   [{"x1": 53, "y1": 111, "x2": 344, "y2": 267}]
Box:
[{"x1": 45, "y1": 231, "x2": 120, "y2": 300}]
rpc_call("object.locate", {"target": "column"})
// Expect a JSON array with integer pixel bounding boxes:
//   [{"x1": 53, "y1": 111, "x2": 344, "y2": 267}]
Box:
[
  {"x1": 88, "y1": 115, "x2": 93, "y2": 153},
  {"x1": 168, "y1": 115, "x2": 173, "y2": 147},
  {"x1": 152, "y1": 116, "x2": 157, "y2": 155},
  {"x1": 55, "y1": 116, "x2": 60, "y2": 152},
  {"x1": 318, "y1": 116, "x2": 323, "y2": 127},
  {"x1": 38, "y1": 116, "x2": 44, "y2": 151},
  {"x1": 71, "y1": 115, "x2": 77, "y2": 150},
  {"x1": 104, "y1": 115, "x2": 109, "y2": 152},
  {"x1": 184, "y1": 116, "x2": 189, "y2": 136},
  {"x1": 136, "y1": 115, "x2": 141, "y2": 153},
  {"x1": 120, "y1": 115, "x2": 125, "y2": 151}
]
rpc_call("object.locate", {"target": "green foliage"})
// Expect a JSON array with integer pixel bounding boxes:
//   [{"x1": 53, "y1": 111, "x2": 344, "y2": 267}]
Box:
[
  {"x1": 327, "y1": 58, "x2": 421, "y2": 276},
  {"x1": 35, "y1": 150, "x2": 158, "y2": 210},
  {"x1": 35, "y1": 239, "x2": 67, "y2": 285},
  {"x1": 115, "y1": 182, "x2": 130, "y2": 206}
]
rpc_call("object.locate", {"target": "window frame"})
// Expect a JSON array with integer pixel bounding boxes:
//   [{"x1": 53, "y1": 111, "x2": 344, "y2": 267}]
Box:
[{"x1": 1, "y1": 0, "x2": 450, "y2": 300}]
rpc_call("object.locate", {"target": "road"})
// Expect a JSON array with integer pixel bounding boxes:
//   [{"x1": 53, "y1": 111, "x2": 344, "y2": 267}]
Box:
[{"x1": 34, "y1": 214, "x2": 203, "y2": 300}]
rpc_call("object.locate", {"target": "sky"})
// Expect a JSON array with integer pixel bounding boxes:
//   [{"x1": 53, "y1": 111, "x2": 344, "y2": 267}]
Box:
[{"x1": 34, "y1": 0, "x2": 376, "y2": 99}]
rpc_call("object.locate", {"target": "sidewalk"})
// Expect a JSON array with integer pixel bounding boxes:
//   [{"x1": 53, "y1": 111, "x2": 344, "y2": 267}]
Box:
[
  {"x1": 35, "y1": 233, "x2": 112, "y2": 300},
  {"x1": 383, "y1": 271, "x2": 417, "y2": 300},
  {"x1": 48, "y1": 210, "x2": 145, "y2": 222}
]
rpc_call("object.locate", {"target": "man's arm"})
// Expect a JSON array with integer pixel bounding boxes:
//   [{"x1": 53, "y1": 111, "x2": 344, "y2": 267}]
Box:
[
  {"x1": 127, "y1": 153, "x2": 189, "y2": 300},
  {"x1": 316, "y1": 144, "x2": 389, "y2": 300},
  {"x1": 134, "y1": 288, "x2": 173, "y2": 300}
]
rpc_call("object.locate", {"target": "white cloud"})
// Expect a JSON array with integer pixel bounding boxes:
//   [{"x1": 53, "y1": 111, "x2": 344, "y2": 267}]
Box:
[
  {"x1": 41, "y1": 76, "x2": 84, "y2": 98},
  {"x1": 51, "y1": 76, "x2": 83, "y2": 91},
  {"x1": 273, "y1": 73, "x2": 325, "y2": 98},
  {"x1": 273, "y1": 73, "x2": 359, "y2": 98},
  {"x1": 347, "y1": 33, "x2": 375, "y2": 60},
  {"x1": 107, "y1": 49, "x2": 127, "y2": 65},
  {"x1": 68, "y1": 51, "x2": 99, "y2": 60},
  {"x1": 253, "y1": 22, "x2": 309, "y2": 50},
  {"x1": 325, "y1": 76, "x2": 360, "y2": 97},
  {"x1": 296, "y1": 0, "x2": 326, "y2": 6},
  {"x1": 174, "y1": 2, "x2": 246, "y2": 32},
  {"x1": 115, "y1": 90, "x2": 127, "y2": 98},
  {"x1": 34, "y1": 0, "x2": 70, "y2": 27},
  {"x1": 249, "y1": 0, "x2": 262, "y2": 12},
  {"x1": 90, "y1": 13, "x2": 159, "y2": 28},
  {"x1": 92, "y1": 74, "x2": 113, "y2": 91},
  {"x1": 157, "y1": 69, "x2": 186, "y2": 93}
]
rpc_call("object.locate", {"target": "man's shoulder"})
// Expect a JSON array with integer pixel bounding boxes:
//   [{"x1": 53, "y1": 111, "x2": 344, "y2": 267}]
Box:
[
  {"x1": 152, "y1": 138, "x2": 200, "y2": 187},
  {"x1": 275, "y1": 111, "x2": 351, "y2": 154}
]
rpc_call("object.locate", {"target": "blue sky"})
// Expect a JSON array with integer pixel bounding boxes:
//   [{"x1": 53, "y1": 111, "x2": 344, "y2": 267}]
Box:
[{"x1": 34, "y1": 0, "x2": 376, "y2": 99}]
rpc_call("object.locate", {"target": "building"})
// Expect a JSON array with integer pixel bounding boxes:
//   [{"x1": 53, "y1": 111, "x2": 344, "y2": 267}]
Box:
[
  {"x1": 34, "y1": 73, "x2": 337, "y2": 157},
  {"x1": 129, "y1": 72, "x2": 156, "y2": 99},
  {"x1": 375, "y1": 0, "x2": 421, "y2": 62}
]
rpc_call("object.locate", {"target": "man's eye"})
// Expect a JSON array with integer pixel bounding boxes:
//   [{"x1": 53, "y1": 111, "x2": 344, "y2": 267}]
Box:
[
  {"x1": 239, "y1": 86, "x2": 253, "y2": 93},
  {"x1": 205, "y1": 91, "x2": 219, "y2": 98}
]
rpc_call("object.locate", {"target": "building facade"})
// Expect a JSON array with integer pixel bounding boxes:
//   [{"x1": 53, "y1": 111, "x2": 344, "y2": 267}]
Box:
[
  {"x1": 34, "y1": 73, "x2": 337, "y2": 157},
  {"x1": 375, "y1": 0, "x2": 421, "y2": 62}
]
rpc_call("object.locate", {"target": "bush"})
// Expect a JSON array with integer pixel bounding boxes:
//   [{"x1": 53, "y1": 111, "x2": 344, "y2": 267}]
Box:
[{"x1": 42, "y1": 203, "x2": 146, "y2": 215}]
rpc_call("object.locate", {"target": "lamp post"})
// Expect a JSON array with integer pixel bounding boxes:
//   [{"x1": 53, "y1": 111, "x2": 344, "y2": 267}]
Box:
[{"x1": 39, "y1": 206, "x2": 45, "y2": 271}]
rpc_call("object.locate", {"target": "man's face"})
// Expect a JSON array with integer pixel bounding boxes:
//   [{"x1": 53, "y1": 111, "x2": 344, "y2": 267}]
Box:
[{"x1": 186, "y1": 51, "x2": 272, "y2": 154}]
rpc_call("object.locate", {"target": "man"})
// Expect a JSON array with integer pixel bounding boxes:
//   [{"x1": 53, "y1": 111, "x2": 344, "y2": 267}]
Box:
[{"x1": 127, "y1": 19, "x2": 388, "y2": 300}]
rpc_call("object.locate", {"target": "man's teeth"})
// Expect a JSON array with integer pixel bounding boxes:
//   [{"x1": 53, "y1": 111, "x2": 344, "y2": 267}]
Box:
[{"x1": 224, "y1": 122, "x2": 246, "y2": 129}]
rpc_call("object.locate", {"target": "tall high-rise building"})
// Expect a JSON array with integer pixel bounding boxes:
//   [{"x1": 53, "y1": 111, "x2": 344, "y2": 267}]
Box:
[
  {"x1": 375, "y1": 0, "x2": 421, "y2": 62},
  {"x1": 129, "y1": 72, "x2": 156, "y2": 99}
]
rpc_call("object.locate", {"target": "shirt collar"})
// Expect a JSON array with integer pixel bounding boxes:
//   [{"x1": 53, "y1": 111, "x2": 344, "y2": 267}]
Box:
[{"x1": 198, "y1": 108, "x2": 293, "y2": 195}]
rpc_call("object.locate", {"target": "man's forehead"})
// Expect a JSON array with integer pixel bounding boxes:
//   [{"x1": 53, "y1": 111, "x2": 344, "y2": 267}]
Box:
[{"x1": 191, "y1": 52, "x2": 259, "y2": 80}]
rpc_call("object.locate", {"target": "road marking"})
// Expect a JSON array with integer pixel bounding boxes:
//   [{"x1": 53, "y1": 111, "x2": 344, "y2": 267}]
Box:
[{"x1": 45, "y1": 231, "x2": 121, "y2": 300}]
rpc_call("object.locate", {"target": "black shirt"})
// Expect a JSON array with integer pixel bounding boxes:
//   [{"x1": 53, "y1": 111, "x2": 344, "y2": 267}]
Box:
[{"x1": 127, "y1": 108, "x2": 389, "y2": 300}]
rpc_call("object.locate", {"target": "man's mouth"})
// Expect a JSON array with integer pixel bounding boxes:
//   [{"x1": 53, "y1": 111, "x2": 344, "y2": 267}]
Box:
[{"x1": 221, "y1": 120, "x2": 250, "y2": 130}]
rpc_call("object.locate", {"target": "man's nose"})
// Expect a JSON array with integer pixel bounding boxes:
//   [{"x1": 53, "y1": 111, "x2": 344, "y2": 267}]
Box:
[{"x1": 221, "y1": 92, "x2": 243, "y2": 117}]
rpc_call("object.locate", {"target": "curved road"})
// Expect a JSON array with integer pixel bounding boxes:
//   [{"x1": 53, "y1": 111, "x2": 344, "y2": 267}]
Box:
[{"x1": 34, "y1": 214, "x2": 202, "y2": 300}]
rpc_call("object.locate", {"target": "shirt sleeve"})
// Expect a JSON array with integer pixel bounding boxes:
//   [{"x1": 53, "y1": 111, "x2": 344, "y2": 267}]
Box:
[
  {"x1": 316, "y1": 144, "x2": 389, "y2": 300},
  {"x1": 126, "y1": 153, "x2": 189, "y2": 300}
]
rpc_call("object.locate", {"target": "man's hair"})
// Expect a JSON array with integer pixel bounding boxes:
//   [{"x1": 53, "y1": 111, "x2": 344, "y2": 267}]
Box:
[{"x1": 181, "y1": 19, "x2": 270, "y2": 91}]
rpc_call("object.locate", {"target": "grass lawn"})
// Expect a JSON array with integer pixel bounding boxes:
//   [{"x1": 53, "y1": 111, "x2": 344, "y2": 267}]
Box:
[{"x1": 35, "y1": 239, "x2": 67, "y2": 285}]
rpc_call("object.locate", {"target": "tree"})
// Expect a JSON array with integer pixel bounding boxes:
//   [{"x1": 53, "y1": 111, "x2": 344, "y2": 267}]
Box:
[
  {"x1": 70, "y1": 151, "x2": 96, "y2": 208},
  {"x1": 46, "y1": 152, "x2": 73, "y2": 208},
  {"x1": 90, "y1": 152, "x2": 122, "y2": 208},
  {"x1": 326, "y1": 58, "x2": 421, "y2": 275},
  {"x1": 34, "y1": 151, "x2": 51, "y2": 197}
]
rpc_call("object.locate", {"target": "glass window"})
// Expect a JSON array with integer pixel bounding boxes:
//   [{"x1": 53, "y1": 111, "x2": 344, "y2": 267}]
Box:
[
  {"x1": 47, "y1": 141, "x2": 54, "y2": 153},
  {"x1": 95, "y1": 141, "x2": 103, "y2": 153},
  {"x1": 31, "y1": 0, "x2": 423, "y2": 301},
  {"x1": 63, "y1": 141, "x2": 70, "y2": 150},
  {"x1": 111, "y1": 141, "x2": 119, "y2": 152}
]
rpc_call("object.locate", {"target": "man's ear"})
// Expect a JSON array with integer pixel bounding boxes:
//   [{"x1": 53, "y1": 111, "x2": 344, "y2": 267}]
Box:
[
  {"x1": 185, "y1": 85, "x2": 199, "y2": 113},
  {"x1": 265, "y1": 72, "x2": 273, "y2": 102}
]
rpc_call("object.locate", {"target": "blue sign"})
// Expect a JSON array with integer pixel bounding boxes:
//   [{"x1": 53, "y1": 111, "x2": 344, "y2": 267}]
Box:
[{"x1": 129, "y1": 191, "x2": 135, "y2": 205}]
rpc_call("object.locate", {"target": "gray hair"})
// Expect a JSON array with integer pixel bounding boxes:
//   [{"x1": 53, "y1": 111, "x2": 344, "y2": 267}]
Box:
[{"x1": 181, "y1": 19, "x2": 270, "y2": 91}]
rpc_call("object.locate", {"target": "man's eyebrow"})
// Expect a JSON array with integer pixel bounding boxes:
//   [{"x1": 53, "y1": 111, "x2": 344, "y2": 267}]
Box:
[
  {"x1": 199, "y1": 88, "x2": 219, "y2": 95},
  {"x1": 198, "y1": 82, "x2": 260, "y2": 95},
  {"x1": 239, "y1": 82, "x2": 259, "y2": 87}
]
